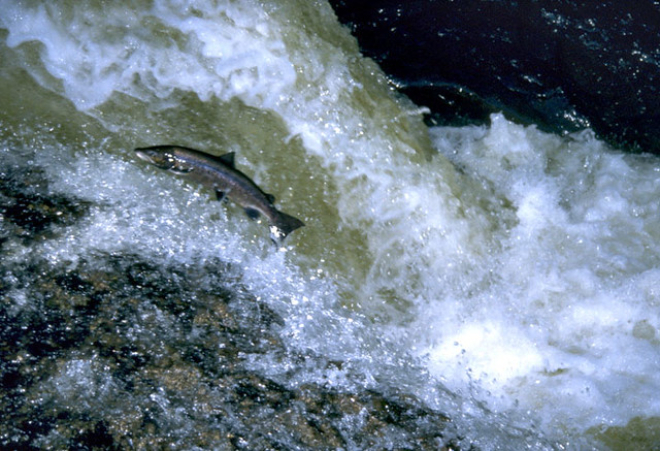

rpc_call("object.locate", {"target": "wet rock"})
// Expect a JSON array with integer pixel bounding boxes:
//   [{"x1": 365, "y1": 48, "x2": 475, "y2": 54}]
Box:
[
  {"x1": 1, "y1": 251, "x2": 460, "y2": 449},
  {"x1": 0, "y1": 164, "x2": 461, "y2": 450},
  {"x1": 0, "y1": 165, "x2": 90, "y2": 246}
]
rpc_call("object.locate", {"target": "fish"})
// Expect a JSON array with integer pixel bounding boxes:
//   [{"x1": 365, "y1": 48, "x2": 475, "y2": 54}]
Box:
[{"x1": 134, "y1": 145, "x2": 304, "y2": 244}]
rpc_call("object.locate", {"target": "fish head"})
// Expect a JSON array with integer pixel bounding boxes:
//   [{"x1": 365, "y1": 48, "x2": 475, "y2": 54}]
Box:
[{"x1": 134, "y1": 147, "x2": 177, "y2": 170}]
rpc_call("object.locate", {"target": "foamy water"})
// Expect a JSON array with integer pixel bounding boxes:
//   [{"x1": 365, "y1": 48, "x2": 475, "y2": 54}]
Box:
[{"x1": 2, "y1": 1, "x2": 660, "y2": 449}]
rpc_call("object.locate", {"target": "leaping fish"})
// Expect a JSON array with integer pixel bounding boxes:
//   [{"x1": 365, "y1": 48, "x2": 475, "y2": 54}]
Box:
[{"x1": 134, "y1": 145, "x2": 304, "y2": 244}]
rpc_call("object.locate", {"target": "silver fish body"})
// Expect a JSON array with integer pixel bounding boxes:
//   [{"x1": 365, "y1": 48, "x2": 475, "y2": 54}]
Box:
[{"x1": 134, "y1": 145, "x2": 304, "y2": 243}]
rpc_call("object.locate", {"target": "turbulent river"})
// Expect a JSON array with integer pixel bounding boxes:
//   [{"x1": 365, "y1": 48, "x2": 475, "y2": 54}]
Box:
[{"x1": 2, "y1": 2, "x2": 660, "y2": 450}]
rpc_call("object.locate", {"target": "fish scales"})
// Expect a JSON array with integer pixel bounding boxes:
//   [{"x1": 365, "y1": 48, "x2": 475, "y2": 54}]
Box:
[{"x1": 135, "y1": 145, "x2": 304, "y2": 244}]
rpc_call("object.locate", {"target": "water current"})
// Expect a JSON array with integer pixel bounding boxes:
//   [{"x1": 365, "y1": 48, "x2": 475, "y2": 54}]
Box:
[{"x1": 1, "y1": 1, "x2": 660, "y2": 449}]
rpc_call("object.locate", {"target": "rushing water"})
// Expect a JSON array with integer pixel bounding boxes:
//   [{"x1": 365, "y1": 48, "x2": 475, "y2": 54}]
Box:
[{"x1": 1, "y1": 2, "x2": 660, "y2": 449}]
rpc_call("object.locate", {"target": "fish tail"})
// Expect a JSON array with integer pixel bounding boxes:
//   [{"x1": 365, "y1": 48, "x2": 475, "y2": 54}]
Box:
[{"x1": 272, "y1": 210, "x2": 305, "y2": 238}]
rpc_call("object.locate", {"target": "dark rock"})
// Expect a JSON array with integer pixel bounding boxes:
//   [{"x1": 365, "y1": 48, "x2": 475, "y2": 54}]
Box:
[
  {"x1": 330, "y1": 0, "x2": 660, "y2": 154},
  {"x1": 0, "y1": 165, "x2": 91, "y2": 246},
  {"x1": 1, "y1": 162, "x2": 460, "y2": 450}
]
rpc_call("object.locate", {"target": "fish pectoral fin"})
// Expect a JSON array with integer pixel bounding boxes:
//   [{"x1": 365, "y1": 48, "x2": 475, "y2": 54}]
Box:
[
  {"x1": 169, "y1": 165, "x2": 193, "y2": 174},
  {"x1": 244, "y1": 208, "x2": 261, "y2": 220},
  {"x1": 265, "y1": 193, "x2": 276, "y2": 204}
]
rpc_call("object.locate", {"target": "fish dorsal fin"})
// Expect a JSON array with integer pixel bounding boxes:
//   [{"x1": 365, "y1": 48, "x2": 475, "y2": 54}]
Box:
[{"x1": 214, "y1": 152, "x2": 236, "y2": 168}]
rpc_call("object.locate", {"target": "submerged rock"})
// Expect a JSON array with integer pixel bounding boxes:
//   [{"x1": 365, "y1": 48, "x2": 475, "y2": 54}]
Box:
[
  {"x1": 0, "y1": 164, "x2": 90, "y2": 247},
  {"x1": 0, "y1": 165, "x2": 460, "y2": 450}
]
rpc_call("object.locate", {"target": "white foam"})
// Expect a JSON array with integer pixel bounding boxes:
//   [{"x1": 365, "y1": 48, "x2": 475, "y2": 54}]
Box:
[{"x1": 421, "y1": 116, "x2": 660, "y2": 432}]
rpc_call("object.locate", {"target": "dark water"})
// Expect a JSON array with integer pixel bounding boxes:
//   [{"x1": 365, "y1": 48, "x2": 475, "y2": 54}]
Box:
[{"x1": 330, "y1": 0, "x2": 660, "y2": 154}]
